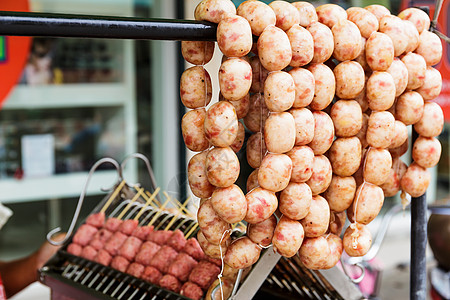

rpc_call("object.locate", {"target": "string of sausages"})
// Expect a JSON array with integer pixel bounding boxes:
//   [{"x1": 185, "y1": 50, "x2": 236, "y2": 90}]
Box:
[{"x1": 179, "y1": 0, "x2": 444, "y2": 288}]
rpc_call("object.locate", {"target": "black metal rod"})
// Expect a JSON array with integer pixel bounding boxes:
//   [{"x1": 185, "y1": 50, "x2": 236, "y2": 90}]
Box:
[
  {"x1": 0, "y1": 11, "x2": 217, "y2": 41},
  {"x1": 410, "y1": 129, "x2": 428, "y2": 300}
]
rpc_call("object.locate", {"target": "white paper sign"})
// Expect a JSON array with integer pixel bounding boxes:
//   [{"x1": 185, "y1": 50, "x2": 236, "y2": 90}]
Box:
[{"x1": 21, "y1": 134, "x2": 55, "y2": 178}]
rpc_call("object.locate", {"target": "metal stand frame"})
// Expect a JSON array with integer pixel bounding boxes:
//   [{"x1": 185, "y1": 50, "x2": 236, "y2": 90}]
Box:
[{"x1": 0, "y1": 10, "x2": 429, "y2": 300}]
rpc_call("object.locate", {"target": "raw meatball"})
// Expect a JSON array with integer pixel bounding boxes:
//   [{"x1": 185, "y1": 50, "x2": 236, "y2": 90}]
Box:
[
  {"x1": 220, "y1": 93, "x2": 250, "y2": 120},
  {"x1": 292, "y1": 2, "x2": 318, "y2": 27},
  {"x1": 365, "y1": 5, "x2": 390, "y2": 22},
  {"x1": 250, "y1": 56, "x2": 269, "y2": 93},
  {"x1": 398, "y1": 7, "x2": 430, "y2": 33},
  {"x1": 224, "y1": 236, "x2": 261, "y2": 269},
  {"x1": 415, "y1": 30, "x2": 442, "y2": 66},
  {"x1": 204, "y1": 101, "x2": 238, "y2": 147},
  {"x1": 246, "y1": 168, "x2": 259, "y2": 192},
  {"x1": 331, "y1": 100, "x2": 363, "y2": 137},
  {"x1": 379, "y1": 15, "x2": 408, "y2": 56},
  {"x1": 347, "y1": 182, "x2": 384, "y2": 225},
  {"x1": 264, "y1": 71, "x2": 295, "y2": 112},
  {"x1": 197, "y1": 200, "x2": 231, "y2": 245},
  {"x1": 414, "y1": 102, "x2": 444, "y2": 137},
  {"x1": 307, "y1": 22, "x2": 334, "y2": 64},
  {"x1": 181, "y1": 41, "x2": 215, "y2": 65},
  {"x1": 197, "y1": 230, "x2": 229, "y2": 259},
  {"x1": 395, "y1": 91, "x2": 424, "y2": 125},
  {"x1": 402, "y1": 20, "x2": 420, "y2": 53},
  {"x1": 245, "y1": 187, "x2": 278, "y2": 224},
  {"x1": 257, "y1": 25, "x2": 292, "y2": 71},
  {"x1": 332, "y1": 20, "x2": 362, "y2": 61},
  {"x1": 307, "y1": 63, "x2": 335, "y2": 110},
  {"x1": 287, "y1": 146, "x2": 314, "y2": 183},
  {"x1": 287, "y1": 25, "x2": 314, "y2": 67},
  {"x1": 343, "y1": 223, "x2": 372, "y2": 257},
  {"x1": 365, "y1": 32, "x2": 394, "y2": 72},
  {"x1": 389, "y1": 120, "x2": 408, "y2": 149},
  {"x1": 264, "y1": 112, "x2": 296, "y2": 154},
  {"x1": 401, "y1": 52, "x2": 426, "y2": 90},
  {"x1": 329, "y1": 211, "x2": 347, "y2": 236},
  {"x1": 211, "y1": 184, "x2": 247, "y2": 224},
  {"x1": 237, "y1": 0, "x2": 276, "y2": 36},
  {"x1": 280, "y1": 182, "x2": 312, "y2": 220},
  {"x1": 188, "y1": 151, "x2": 215, "y2": 198},
  {"x1": 324, "y1": 175, "x2": 356, "y2": 213},
  {"x1": 181, "y1": 282, "x2": 203, "y2": 300},
  {"x1": 217, "y1": 14, "x2": 252, "y2": 58},
  {"x1": 182, "y1": 109, "x2": 209, "y2": 152},
  {"x1": 308, "y1": 111, "x2": 334, "y2": 155},
  {"x1": 334, "y1": 62, "x2": 365, "y2": 100},
  {"x1": 244, "y1": 93, "x2": 269, "y2": 133},
  {"x1": 272, "y1": 216, "x2": 304, "y2": 258},
  {"x1": 347, "y1": 7, "x2": 379, "y2": 38},
  {"x1": 298, "y1": 236, "x2": 331, "y2": 270},
  {"x1": 412, "y1": 136, "x2": 441, "y2": 169},
  {"x1": 194, "y1": 0, "x2": 236, "y2": 23},
  {"x1": 300, "y1": 194, "x2": 330, "y2": 238},
  {"x1": 306, "y1": 155, "x2": 332, "y2": 195},
  {"x1": 386, "y1": 58, "x2": 408, "y2": 97},
  {"x1": 329, "y1": 137, "x2": 362, "y2": 177},
  {"x1": 401, "y1": 162, "x2": 431, "y2": 197},
  {"x1": 390, "y1": 138, "x2": 409, "y2": 158},
  {"x1": 366, "y1": 111, "x2": 395, "y2": 148},
  {"x1": 289, "y1": 67, "x2": 315, "y2": 108},
  {"x1": 380, "y1": 158, "x2": 407, "y2": 197},
  {"x1": 290, "y1": 108, "x2": 315, "y2": 146},
  {"x1": 322, "y1": 234, "x2": 343, "y2": 270},
  {"x1": 356, "y1": 113, "x2": 369, "y2": 149},
  {"x1": 316, "y1": 4, "x2": 347, "y2": 28},
  {"x1": 230, "y1": 122, "x2": 245, "y2": 153},
  {"x1": 363, "y1": 148, "x2": 392, "y2": 185},
  {"x1": 416, "y1": 67, "x2": 442, "y2": 101},
  {"x1": 247, "y1": 215, "x2": 277, "y2": 247},
  {"x1": 206, "y1": 147, "x2": 240, "y2": 187},
  {"x1": 366, "y1": 71, "x2": 396, "y2": 111},
  {"x1": 246, "y1": 132, "x2": 267, "y2": 169},
  {"x1": 219, "y1": 58, "x2": 252, "y2": 101},
  {"x1": 180, "y1": 66, "x2": 212, "y2": 109},
  {"x1": 269, "y1": 1, "x2": 300, "y2": 31},
  {"x1": 258, "y1": 153, "x2": 292, "y2": 192}
]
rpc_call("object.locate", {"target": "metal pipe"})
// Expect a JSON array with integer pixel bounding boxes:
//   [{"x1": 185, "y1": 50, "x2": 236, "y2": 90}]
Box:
[
  {"x1": 0, "y1": 11, "x2": 217, "y2": 40},
  {"x1": 410, "y1": 128, "x2": 428, "y2": 300}
]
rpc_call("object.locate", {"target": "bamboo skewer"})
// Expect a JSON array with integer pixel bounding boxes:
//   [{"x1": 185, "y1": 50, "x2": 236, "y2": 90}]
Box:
[
  {"x1": 117, "y1": 186, "x2": 144, "y2": 219},
  {"x1": 134, "y1": 187, "x2": 161, "y2": 221},
  {"x1": 147, "y1": 194, "x2": 171, "y2": 227},
  {"x1": 164, "y1": 200, "x2": 190, "y2": 231},
  {"x1": 184, "y1": 223, "x2": 199, "y2": 239},
  {"x1": 100, "y1": 180, "x2": 126, "y2": 213}
]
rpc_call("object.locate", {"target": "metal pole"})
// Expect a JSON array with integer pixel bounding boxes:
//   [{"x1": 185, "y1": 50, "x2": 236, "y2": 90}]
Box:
[
  {"x1": 0, "y1": 11, "x2": 217, "y2": 41},
  {"x1": 410, "y1": 129, "x2": 428, "y2": 300}
]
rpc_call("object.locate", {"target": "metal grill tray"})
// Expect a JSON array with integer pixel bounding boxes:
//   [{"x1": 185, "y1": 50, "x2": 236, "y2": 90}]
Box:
[{"x1": 40, "y1": 186, "x2": 199, "y2": 300}]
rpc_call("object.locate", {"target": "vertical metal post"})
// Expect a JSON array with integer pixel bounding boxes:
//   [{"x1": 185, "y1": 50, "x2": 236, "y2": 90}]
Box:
[{"x1": 410, "y1": 129, "x2": 428, "y2": 300}]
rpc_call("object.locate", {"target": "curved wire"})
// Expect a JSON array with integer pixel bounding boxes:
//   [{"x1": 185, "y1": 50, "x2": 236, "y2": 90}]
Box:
[
  {"x1": 46, "y1": 157, "x2": 122, "y2": 246},
  {"x1": 121, "y1": 153, "x2": 159, "y2": 191},
  {"x1": 339, "y1": 257, "x2": 366, "y2": 284}
]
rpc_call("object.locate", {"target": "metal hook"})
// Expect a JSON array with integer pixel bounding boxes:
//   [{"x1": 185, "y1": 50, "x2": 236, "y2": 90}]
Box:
[
  {"x1": 46, "y1": 157, "x2": 122, "y2": 246},
  {"x1": 339, "y1": 257, "x2": 366, "y2": 284},
  {"x1": 120, "y1": 153, "x2": 161, "y2": 202}
]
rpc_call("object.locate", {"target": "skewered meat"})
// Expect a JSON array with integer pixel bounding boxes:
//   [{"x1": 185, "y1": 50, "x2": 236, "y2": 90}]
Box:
[
  {"x1": 104, "y1": 231, "x2": 128, "y2": 256},
  {"x1": 119, "y1": 219, "x2": 139, "y2": 235},
  {"x1": 188, "y1": 261, "x2": 220, "y2": 290},
  {"x1": 110, "y1": 256, "x2": 130, "y2": 273},
  {"x1": 118, "y1": 236, "x2": 143, "y2": 261},
  {"x1": 149, "y1": 245, "x2": 179, "y2": 273},
  {"x1": 73, "y1": 224, "x2": 98, "y2": 246},
  {"x1": 86, "y1": 212, "x2": 105, "y2": 228},
  {"x1": 135, "y1": 241, "x2": 161, "y2": 266},
  {"x1": 166, "y1": 229, "x2": 187, "y2": 252}
]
